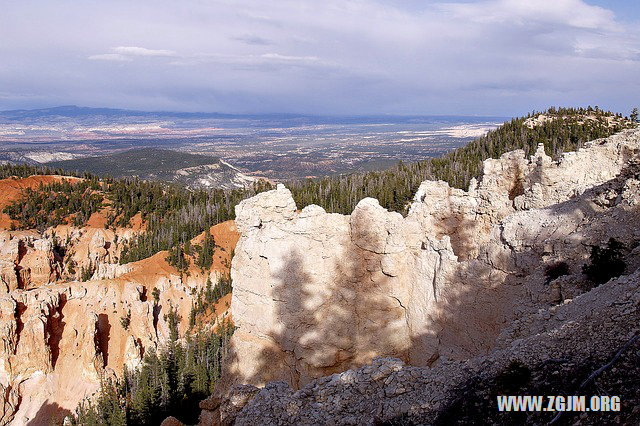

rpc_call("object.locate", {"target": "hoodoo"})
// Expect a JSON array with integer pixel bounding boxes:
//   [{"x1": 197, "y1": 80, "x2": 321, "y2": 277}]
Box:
[{"x1": 206, "y1": 128, "x2": 640, "y2": 424}]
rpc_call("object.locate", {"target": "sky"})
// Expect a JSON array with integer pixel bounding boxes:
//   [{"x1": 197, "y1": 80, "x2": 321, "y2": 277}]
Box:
[{"x1": 1, "y1": 0, "x2": 639, "y2": 116}]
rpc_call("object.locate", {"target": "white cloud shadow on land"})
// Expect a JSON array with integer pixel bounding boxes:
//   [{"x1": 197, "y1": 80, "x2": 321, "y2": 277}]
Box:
[{"x1": 0, "y1": 0, "x2": 638, "y2": 114}]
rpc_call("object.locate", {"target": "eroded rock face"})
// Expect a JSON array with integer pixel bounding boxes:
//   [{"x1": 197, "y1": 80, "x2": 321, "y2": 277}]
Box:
[
  {"x1": 0, "y1": 226, "x2": 139, "y2": 294},
  {"x1": 0, "y1": 231, "x2": 62, "y2": 292},
  {"x1": 223, "y1": 129, "x2": 640, "y2": 397},
  {"x1": 0, "y1": 268, "x2": 221, "y2": 425},
  {"x1": 0, "y1": 225, "x2": 151, "y2": 423},
  {"x1": 219, "y1": 268, "x2": 640, "y2": 425},
  {"x1": 0, "y1": 220, "x2": 239, "y2": 425}
]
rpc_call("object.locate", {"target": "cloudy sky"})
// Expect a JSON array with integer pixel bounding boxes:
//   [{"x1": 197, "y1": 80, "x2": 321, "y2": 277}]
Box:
[{"x1": 1, "y1": 0, "x2": 639, "y2": 116}]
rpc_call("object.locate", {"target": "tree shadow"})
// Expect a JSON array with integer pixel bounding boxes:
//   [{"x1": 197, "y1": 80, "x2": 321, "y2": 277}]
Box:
[
  {"x1": 219, "y1": 207, "x2": 410, "y2": 392},
  {"x1": 13, "y1": 301, "x2": 27, "y2": 355},
  {"x1": 213, "y1": 150, "x2": 640, "y2": 422},
  {"x1": 96, "y1": 313, "x2": 110, "y2": 367},
  {"x1": 48, "y1": 294, "x2": 67, "y2": 369},
  {"x1": 153, "y1": 303, "x2": 161, "y2": 337},
  {"x1": 26, "y1": 400, "x2": 71, "y2": 426}
]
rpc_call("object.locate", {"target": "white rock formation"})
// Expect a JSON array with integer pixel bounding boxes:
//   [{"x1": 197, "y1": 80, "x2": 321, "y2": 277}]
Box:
[
  {"x1": 223, "y1": 129, "x2": 640, "y2": 396},
  {"x1": 210, "y1": 267, "x2": 640, "y2": 425}
]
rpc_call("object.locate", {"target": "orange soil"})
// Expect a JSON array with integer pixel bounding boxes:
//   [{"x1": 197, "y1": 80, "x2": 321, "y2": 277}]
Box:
[
  {"x1": 193, "y1": 221, "x2": 238, "y2": 328},
  {"x1": 116, "y1": 247, "x2": 176, "y2": 289},
  {"x1": 0, "y1": 175, "x2": 82, "y2": 229},
  {"x1": 0, "y1": 174, "x2": 148, "y2": 232},
  {"x1": 86, "y1": 208, "x2": 109, "y2": 228},
  {"x1": 121, "y1": 220, "x2": 240, "y2": 283},
  {"x1": 199, "y1": 292, "x2": 233, "y2": 329},
  {"x1": 213, "y1": 292, "x2": 233, "y2": 317},
  {"x1": 117, "y1": 220, "x2": 239, "y2": 336},
  {"x1": 128, "y1": 212, "x2": 145, "y2": 231},
  {"x1": 86, "y1": 198, "x2": 115, "y2": 229},
  {"x1": 191, "y1": 220, "x2": 240, "y2": 273}
]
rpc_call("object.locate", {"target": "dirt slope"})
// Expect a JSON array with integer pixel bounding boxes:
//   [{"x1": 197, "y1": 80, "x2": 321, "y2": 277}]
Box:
[{"x1": 0, "y1": 175, "x2": 81, "y2": 228}]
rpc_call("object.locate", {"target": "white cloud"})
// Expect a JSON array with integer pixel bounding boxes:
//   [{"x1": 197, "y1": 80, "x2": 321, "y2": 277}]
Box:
[
  {"x1": 88, "y1": 46, "x2": 176, "y2": 61},
  {"x1": 1, "y1": 0, "x2": 639, "y2": 114},
  {"x1": 169, "y1": 52, "x2": 326, "y2": 69},
  {"x1": 112, "y1": 46, "x2": 176, "y2": 57},
  {"x1": 441, "y1": 0, "x2": 616, "y2": 30},
  {"x1": 88, "y1": 53, "x2": 132, "y2": 62},
  {"x1": 260, "y1": 53, "x2": 320, "y2": 63}
]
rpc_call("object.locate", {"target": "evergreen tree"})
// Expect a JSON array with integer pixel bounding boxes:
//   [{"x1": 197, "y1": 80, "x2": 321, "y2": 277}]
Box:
[
  {"x1": 194, "y1": 232, "x2": 215, "y2": 270},
  {"x1": 74, "y1": 318, "x2": 235, "y2": 425}
]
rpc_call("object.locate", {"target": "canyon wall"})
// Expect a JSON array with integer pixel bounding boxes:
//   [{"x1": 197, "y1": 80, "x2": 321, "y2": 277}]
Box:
[
  {"x1": 210, "y1": 267, "x2": 640, "y2": 425},
  {"x1": 0, "y1": 218, "x2": 238, "y2": 425},
  {"x1": 222, "y1": 129, "x2": 640, "y2": 394}
]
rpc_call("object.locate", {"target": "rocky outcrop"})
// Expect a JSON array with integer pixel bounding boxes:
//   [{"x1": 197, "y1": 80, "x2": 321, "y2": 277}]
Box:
[
  {"x1": 220, "y1": 129, "x2": 640, "y2": 407},
  {"x1": 0, "y1": 226, "x2": 138, "y2": 294},
  {"x1": 409, "y1": 134, "x2": 639, "y2": 259},
  {"x1": 49, "y1": 226, "x2": 137, "y2": 282},
  {"x1": 218, "y1": 268, "x2": 640, "y2": 424},
  {"x1": 0, "y1": 231, "x2": 62, "y2": 292},
  {"x1": 0, "y1": 269, "x2": 215, "y2": 424},
  {"x1": 0, "y1": 221, "x2": 239, "y2": 425}
]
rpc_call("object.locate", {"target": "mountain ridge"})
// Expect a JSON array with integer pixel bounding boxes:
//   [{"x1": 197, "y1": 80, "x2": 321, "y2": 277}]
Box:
[
  {"x1": 47, "y1": 148, "x2": 257, "y2": 189},
  {"x1": 0, "y1": 105, "x2": 507, "y2": 124}
]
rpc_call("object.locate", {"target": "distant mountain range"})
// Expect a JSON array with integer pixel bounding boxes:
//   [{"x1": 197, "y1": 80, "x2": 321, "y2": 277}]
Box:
[
  {"x1": 0, "y1": 105, "x2": 508, "y2": 184},
  {"x1": 0, "y1": 105, "x2": 506, "y2": 125}
]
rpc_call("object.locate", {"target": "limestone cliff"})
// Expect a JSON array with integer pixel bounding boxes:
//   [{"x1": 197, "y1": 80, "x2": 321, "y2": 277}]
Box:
[
  {"x1": 217, "y1": 269, "x2": 640, "y2": 425},
  {"x1": 0, "y1": 218, "x2": 238, "y2": 425},
  {"x1": 216, "y1": 128, "x2": 640, "y2": 417}
]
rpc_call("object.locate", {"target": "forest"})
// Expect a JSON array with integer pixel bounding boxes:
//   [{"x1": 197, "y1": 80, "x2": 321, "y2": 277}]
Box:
[
  {"x1": 2, "y1": 107, "x2": 635, "y2": 265},
  {"x1": 74, "y1": 297, "x2": 234, "y2": 425},
  {"x1": 1, "y1": 169, "x2": 272, "y2": 268},
  {"x1": 4, "y1": 177, "x2": 104, "y2": 230},
  {"x1": 286, "y1": 107, "x2": 634, "y2": 214}
]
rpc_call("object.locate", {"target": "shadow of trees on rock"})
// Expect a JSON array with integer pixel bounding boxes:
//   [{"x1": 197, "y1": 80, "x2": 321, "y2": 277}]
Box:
[
  {"x1": 216, "y1": 153, "x2": 640, "y2": 422},
  {"x1": 96, "y1": 313, "x2": 110, "y2": 367},
  {"x1": 26, "y1": 400, "x2": 71, "y2": 426},
  {"x1": 48, "y1": 294, "x2": 67, "y2": 370}
]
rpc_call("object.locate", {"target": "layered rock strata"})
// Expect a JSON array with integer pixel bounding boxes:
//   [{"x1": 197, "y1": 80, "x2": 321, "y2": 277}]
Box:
[{"x1": 0, "y1": 221, "x2": 238, "y2": 425}]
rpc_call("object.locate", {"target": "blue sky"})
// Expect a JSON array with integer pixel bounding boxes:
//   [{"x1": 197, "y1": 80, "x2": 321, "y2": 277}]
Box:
[{"x1": 0, "y1": 0, "x2": 638, "y2": 116}]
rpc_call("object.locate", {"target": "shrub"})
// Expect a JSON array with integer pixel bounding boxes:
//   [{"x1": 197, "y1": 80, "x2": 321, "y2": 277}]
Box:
[
  {"x1": 194, "y1": 232, "x2": 216, "y2": 271},
  {"x1": 582, "y1": 238, "x2": 626, "y2": 286},
  {"x1": 120, "y1": 310, "x2": 131, "y2": 331},
  {"x1": 80, "y1": 262, "x2": 94, "y2": 282},
  {"x1": 166, "y1": 244, "x2": 189, "y2": 274},
  {"x1": 66, "y1": 258, "x2": 77, "y2": 276}
]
